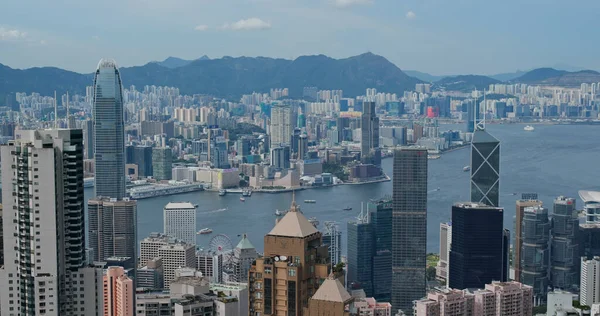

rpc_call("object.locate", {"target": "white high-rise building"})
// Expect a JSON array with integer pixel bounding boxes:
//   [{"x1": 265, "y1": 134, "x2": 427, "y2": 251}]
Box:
[
  {"x1": 158, "y1": 242, "x2": 196, "y2": 288},
  {"x1": 581, "y1": 257, "x2": 600, "y2": 306},
  {"x1": 164, "y1": 202, "x2": 197, "y2": 245},
  {"x1": 436, "y1": 222, "x2": 452, "y2": 283},
  {"x1": 270, "y1": 104, "x2": 294, "y2": 148},
  {"x1": 0, "y1": 129, "x2": 104, "y2": 316}
]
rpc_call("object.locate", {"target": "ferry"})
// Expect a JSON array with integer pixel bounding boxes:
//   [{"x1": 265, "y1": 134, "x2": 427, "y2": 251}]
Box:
[
  {"x1": 304, "y1": 200, "x2": 316, "y2": 204},
  {"x1": 343, "y1": 207, "x2": 352, "y2": 211},
  {"x1": 218, "y1": 189, "x2": 226, "y2": 196},
  {"x1": 197, "y1": 228, "x2": 213, "y2": 235},
  {"x1": 463, "y1": 166, "x2": 470, "y2": 172},
  {"x1": 128, "y1": 182, "x2": 204, "y2": 199},
  {"x1": 524, "y1": 125, "x2": 535, "y2": 131},
  {"x1": 242, "y1": 189, "x2": 252, "y2": 197},
  {"x1": 240, "y1": 197, "x2": 246, "y2": 202}
]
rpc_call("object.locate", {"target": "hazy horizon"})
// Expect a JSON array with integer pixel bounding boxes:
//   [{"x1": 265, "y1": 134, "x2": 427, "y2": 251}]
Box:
[{"x1": 1, "y1": 0, "x2": 598, "y2": 75}]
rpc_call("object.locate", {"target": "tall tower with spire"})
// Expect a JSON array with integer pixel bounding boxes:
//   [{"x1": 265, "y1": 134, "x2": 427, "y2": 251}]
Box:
[
  {"x1": 470, "y1": 90, "x2": 501, "y2": 207},
  {"x1": 249, "y1": 196, "x2": 335, "y2": 316}
]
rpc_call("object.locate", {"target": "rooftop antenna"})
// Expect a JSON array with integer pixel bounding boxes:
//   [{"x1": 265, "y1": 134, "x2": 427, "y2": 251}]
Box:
[
  {"x1": 54, "y1": 91, "x2": 58, "y2": 128},
  {"x1": 474, "y1": 88, "x2": 486, "y2": 131}
]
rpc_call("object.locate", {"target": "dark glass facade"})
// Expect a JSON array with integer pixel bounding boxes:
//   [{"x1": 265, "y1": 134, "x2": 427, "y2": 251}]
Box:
[
  {"x1": 550, "y1": 196, "x2": 580, "y2": 290},
  {"x1": 470, "y1": 129, "x2": 500, "y2": 207},
  {"x1": 370, "y1": 199, "x2": 392, "y2": 301},
  {"x1": 93, "y1": 59, "x2": 126, "y2": 199},
  {"x1": 449, "y1": 202, "x2": 505, "y2": 290},
  {"x1": 361, "y1": 101, "x2": 381, "y2": 166},
  {"x1": 520, "y1": 206, "x2": 550, "y2": 304},
  {"x1": 392, "y1": 147, "x2": 427, "y2": 315},
  {"x1": 347, "y1": 219, "x2": 374, "y2": 296}
]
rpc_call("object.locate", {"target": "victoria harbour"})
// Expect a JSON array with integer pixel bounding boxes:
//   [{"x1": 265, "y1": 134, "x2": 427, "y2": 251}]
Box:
[{"x1": 85, "y1": 123, "x2": 600, "y2": 254}]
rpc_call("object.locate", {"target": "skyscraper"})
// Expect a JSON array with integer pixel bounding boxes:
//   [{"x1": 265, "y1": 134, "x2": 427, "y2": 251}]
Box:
[
  {"x1": 550, "y1": 196, "x2": 580, "y2": 290},
  {"x1": 93, "y1": 58, "x2": 126, "y2": 199},
  {"x1": 88, "y1": 197, "x2": 137, "y2": 263},
  {"x1": 580, "y1": 257, "x2": 600, "y2": 306},
  {"x1": 520, "y1": 205, "x2": 550, "y2": 305},
  {"x1": 0, "y1": 129, "x2": 103, "y2": 315},
  {"x1": 152, "y1": 147, "x2": 172, "y2": 181},
  {"x1": 104, "y1": 266, "x2": 134, "y2": 316},
  {"x1": 392, "y1": 147, "x2": 428, "y2": 314},
  {"x1": 270, "y1": 104, "x2": 294, "y2": 148},
  {"x1": 163, "y1": 202, "x2": 197, "y2": 245},
  {"x1": 248, "y1": 197, "x2": 332, "y2": 316},
  {"x1": 231, "y1": 234, "x2": 258, "y2": 283},
  {"x1": 436, "y1": 222, "x2": 452, "y2": 284},
  {"x1": 84, "y1": 118, "x2": 94, "y2": 159},
  {"x1": 348, "y1": 213, "x2": 374, "y2": 296},
  {"x1": 514, "y1": 197, "x2": 543, "y2": 283},
  {"x1": 361, "y1": 101, "x2": 381, "y2": 166},
  {"x1": 449, "y1": 202, "x2": 506, "y2": 290},
  {"x1": 370, "y1": 198, "x2": 393, "y2": 302},
  {"x1": 470, "y1": 129, "x2": 500, "y2": 207}
]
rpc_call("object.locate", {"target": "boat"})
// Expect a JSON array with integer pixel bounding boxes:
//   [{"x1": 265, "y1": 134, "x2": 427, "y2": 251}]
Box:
[
  {"x1": 242, "y1": 190, "x2": 252, "y2": 197},
  {"x1": 197, "y1": 228, "x2": 213, "y2": 235},
  {"x1": 343, "y1": 207, "x2": 352, "y2": 211},
  {"x1": 524, "y1": 125, "x2": 534, "y2": 131},
  {"x1": 275, "y1": 209, "x2": 282, "y2": 216},
  {"x1": 194, "y1": 204, "x2": 199, "y2": 208},
  {"x1": 463, "y1": 166, "x2": 470, "y2": 172},
  {"x1": 304, "y1": 200, "x2": 316, "y2": 204},
  {"x1": 218, "y1": 189, "x2": 226, "y2": 196},
  {"x1": 128, "y1": 182, "x2": 204, "y2": 199},
  {"x1": 428, "y1": 154, "x2": 441, "y2": 160},
  {"x1": 240, "y1": 197, "x2": 246, "y2": 202}
]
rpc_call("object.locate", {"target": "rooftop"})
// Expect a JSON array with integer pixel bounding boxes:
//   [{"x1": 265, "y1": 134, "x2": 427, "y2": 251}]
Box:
[
  {"x1": 164, "y1": 202, "x2": 197, "y2": 210},
  {"x1": 268, "y1": 193, "x2": 318, "y2": 238},
  {"x1": 579, "y1": 190, "x2": 600, "y2": 203},
  {"x1": 311, "y1": 274, "x2": 353, "y2": 303},
  {"x1": 236, "y1": 234, "x2": 255, "y2": 250},
  {"x1": 471, "y1": 129, "x2": 499, "y2": 144}
]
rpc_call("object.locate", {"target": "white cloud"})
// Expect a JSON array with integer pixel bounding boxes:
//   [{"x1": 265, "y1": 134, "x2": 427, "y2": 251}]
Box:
[
  {"x1": 0, "y1": 27, "x2": 27, "y2": 41},
  {"x1": 406, "y1": 11, "x2": 416, "y2": 19},
  {"x1": 222, "y1": 18, "x2": 271, "y2": 31},
  {"x1": 194, "y1": 25, "x2": 209, "y2": 31},
  {"x1": 334, "y1": 0, "x2": 373, "y2": 8}
]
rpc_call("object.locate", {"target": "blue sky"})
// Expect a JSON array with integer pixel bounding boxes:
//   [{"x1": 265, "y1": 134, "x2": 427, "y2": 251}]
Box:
[{"x1": 0, "y1": 0, "x2": 597, "y2": 75}]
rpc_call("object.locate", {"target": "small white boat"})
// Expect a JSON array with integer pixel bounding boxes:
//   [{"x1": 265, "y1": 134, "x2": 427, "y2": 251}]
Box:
[
  {"x1": 463, "y1": 166, "x2": 470, "y2": 172},
  {"x1": 304, "y1": 200, "x2": 316, "y2": 204},
  {"x1": 275, "y1": 209, "x2": 282, "y2": 216},
  {"x1": 240, "y1": 197, "x2": 245, "y2": 202},
  {"x1": 218, "y1": 189, "x2": 226, "y2": 196},
  {"x1": 524, "y1": 125, "x2": 534, "y2": 131},
  {"x1": 197, "y1": 228, "x2": 213, "y2": 235}
]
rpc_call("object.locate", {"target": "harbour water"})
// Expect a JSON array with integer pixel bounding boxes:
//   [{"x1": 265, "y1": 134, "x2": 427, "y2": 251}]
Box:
[{"x1": 84, "y1": 124, "x2": 600, "y2": 255}]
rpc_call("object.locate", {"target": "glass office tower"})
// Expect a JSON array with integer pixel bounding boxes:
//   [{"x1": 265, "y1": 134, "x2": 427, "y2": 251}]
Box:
[
  {"x1": 470, "y1": 129, "x2": 500, "y2": 207},
  {"x1": 93, "y1": 59, "x2": 126, "y2": 199},
  {"x1": 392, "y1": 147, "x2": 427, "y2": 315}
]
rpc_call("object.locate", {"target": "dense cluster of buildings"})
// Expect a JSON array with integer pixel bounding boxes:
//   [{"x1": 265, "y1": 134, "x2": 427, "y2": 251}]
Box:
[{"x1": 2, "y1": 57, "x2": 600, "y2": 316}]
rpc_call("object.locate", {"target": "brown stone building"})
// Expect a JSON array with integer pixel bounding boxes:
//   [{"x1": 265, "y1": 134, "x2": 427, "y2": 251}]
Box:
[
  {"x1": 249, "y1": 196, "x2": 332, "y2": 316},
  {"x1": 304, "y1": 275, "x2": 354, "y2": 316}
]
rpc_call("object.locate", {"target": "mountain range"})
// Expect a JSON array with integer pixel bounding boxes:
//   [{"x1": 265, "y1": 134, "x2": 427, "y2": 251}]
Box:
[
  {"x1": 0, "y1": 53, "x2": 422, "y2": 101},
  {"x1": 1, "y1": 53, "x2": 599, "y2": 103}
]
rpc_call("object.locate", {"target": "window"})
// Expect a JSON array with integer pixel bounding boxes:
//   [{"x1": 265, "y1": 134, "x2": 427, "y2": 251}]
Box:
[
  {"x1": 294, "y1": 256, "x2": 300, "y2": 264},
  {"x1": 288, "y1": 269, "x2": 296, "y2": 277}
]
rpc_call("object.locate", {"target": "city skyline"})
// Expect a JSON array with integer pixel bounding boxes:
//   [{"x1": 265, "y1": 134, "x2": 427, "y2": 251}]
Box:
[{"x1": 1, "y1": 1, "x2": 600, "y2": 74}]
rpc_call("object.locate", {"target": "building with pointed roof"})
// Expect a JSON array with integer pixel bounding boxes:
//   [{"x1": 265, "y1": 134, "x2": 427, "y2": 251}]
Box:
[
  {"x1": 249, "y1": 195, "x2": 333, "y2": 316},
  {"x1": 231, "y1": 234, "x2": 258, "y2": 283},
  {"x1": 305, "y1": 274, "x2": 355, "y2": 316}
]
